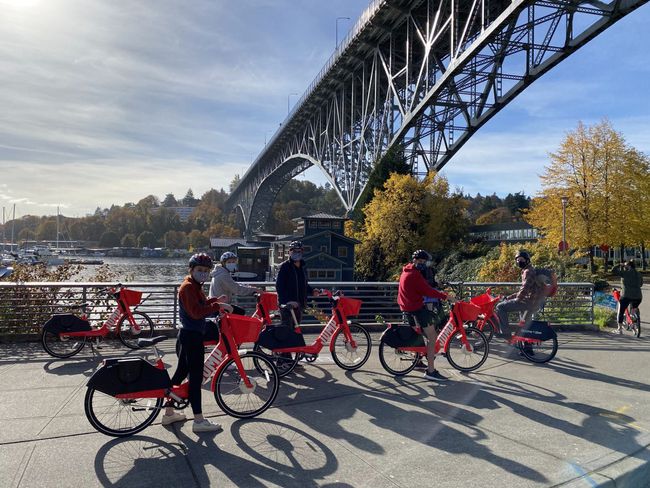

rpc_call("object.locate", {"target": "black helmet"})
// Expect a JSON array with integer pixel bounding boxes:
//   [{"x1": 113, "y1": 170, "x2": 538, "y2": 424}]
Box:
[
  {"x1": 289, "y1": 240, "x2": 303, "y2": 250},
  {"x1": 189, "y1": 253, "x2": 213, "y2": 268},
  {"x1": 515, "y1": 250, "x2": 531, "y2": 261},
  {"x1": 412, "y1": 249, "x2": 431, "y2": 261}
]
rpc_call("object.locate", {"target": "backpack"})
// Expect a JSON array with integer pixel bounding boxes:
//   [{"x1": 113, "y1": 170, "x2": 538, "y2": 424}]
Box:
[{"x1": 535, "y1": 268, "x2": 558, "y2": 297}]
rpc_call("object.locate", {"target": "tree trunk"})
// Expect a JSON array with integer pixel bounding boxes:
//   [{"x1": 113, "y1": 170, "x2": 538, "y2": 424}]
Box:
[{"x1": 642, "y1": 243, "x2": 647, "y2": 271}]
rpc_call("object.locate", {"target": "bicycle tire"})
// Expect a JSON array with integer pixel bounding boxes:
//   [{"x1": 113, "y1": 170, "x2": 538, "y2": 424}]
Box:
[
  {"x1": 41, "y1": 328, "x2": 86, "y2": 358},
  {"x1": 519, "y1": 335, "x2": 558, "y2": 363},
  {"x1": 479, "y1": 317, "x2": 498, "y2": 342},
  {"x1": 214, "y1": 352, "x2": 279, "y2": 418},
  {"x1": 445, "y1": 326, "x2": 489, "y2": 372},
  {"x1": 252, "y1": 344, "x2": 299, "y2": 378},
  {"x1": 331, "y1": 322, "x2": 372, "y2": 370},
  {"x1": 84, "y1": 387, "x2": 163, "y2": 437},
  {"x1": 624, "y1": 311, "x2": 641, "y2": 338},
  {"x1": 378, "y1": 339, "x2": 419, "y2": 376},
  {"x1": 118, "y1": 312, "x2": 155, "y2": 349}
]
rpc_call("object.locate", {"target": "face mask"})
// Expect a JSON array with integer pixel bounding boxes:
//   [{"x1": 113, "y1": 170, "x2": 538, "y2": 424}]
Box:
[
  {"x1": 192, "y1": 270, "x2": 210, "y2": 283},
  {"x1": 225, "y1": 263, "x2": 237, "y2": 273},
  {"x1": 516, "y1": 260, "x2": 527, "y2": 269},
  {"x1": 290, "y1": 252, "x2": 303, "y2": 261},
  {"x1": 415, "y1": 262, "x2": 427, "y2": 272}
]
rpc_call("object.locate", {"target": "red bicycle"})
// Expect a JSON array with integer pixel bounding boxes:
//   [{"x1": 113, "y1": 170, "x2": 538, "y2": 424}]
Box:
[
  {"x1": 612, "y1": 288, "x2": 641, "y2": 338},
  {"x1": 41, "y1": 285, "x2": 154, "y2": 358},
  {"x1": 84, "y1": 312, "x2": 280, "y2": 437},
  {"x1": 254, "y1": 289, "x2": 372, "y2": 377},
  {"x1": 468, "y1": 287, "x2": 501, "y2": 342},
  {"x1": 378, "y1": 299, "x2": 489, "y2": 376}
]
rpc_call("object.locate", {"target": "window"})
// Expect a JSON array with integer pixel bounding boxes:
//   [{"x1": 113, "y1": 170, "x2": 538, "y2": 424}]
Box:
[
  {"x1": 309, "y1": 220, "x2": 317, "y2": 228},
  {"x1": 338, "y1": 246, "x2": 348, "y2": 258},
  {"x1": 320, "y1": 245, "x2": 328, "y2": 253},
  {"x1": 308, "y1": 270, "x2": 318, "y2": 279},
  {"x1": 332, "y1": 221, "x2": 341, "y2": 229},
  {"x1": 303, "y1": 245, "x2": 312, "y2": 253},
  {"x1": 318, "y1": 221, "x2": 331, "y2": 228}
]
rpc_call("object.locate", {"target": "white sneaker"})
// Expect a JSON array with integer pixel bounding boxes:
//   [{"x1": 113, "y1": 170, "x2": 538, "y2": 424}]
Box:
[
  {"x1": 161, "y1": 412, "x2": 186, "y2": 426},
  {"x1": 193, "y1": 419, "x2": 222, "y2": 433}
]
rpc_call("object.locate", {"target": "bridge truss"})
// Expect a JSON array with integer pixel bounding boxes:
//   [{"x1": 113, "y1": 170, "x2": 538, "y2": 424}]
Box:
[{"x1": 228, "y1": 0, "x2": 648, "y2": 236}]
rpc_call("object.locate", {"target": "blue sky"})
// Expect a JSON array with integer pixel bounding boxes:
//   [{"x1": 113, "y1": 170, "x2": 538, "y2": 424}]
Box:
[{"x1": 1, "y1": 0, "x2": 650, "y2": 219}]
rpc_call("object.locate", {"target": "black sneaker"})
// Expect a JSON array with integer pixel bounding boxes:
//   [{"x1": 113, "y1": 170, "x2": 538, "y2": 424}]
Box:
[{"x1": 423, "y1": 369, "x2": 448, "y2": 381}]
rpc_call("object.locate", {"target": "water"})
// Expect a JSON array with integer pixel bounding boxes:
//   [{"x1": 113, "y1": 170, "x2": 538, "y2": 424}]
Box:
[{"x1": 72, "y1": 257, "x2": 189, "y2": 283}]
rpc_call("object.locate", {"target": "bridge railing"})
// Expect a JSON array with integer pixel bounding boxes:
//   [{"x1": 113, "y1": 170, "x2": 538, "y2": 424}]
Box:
[{"x1": 0, "y1": 281, "x2": 594, "y2": 338}]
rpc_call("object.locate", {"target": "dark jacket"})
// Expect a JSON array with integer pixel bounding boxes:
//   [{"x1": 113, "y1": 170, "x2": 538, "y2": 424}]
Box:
[
  {"x1": 276, "y1": 259, "x2": 313, "y2": 307},
  {"x1": 508, "y1": 264, "x2": 540, "y2": 304},
  {"x1": 613, "y1": 265, "x2": 643, "y2": 300},
  {"x1": 178, "y1": 275, "x2": 222, "y2": 333},
  {"x1": 398, "y1": 263, "x2": 447, "y2": 312}
]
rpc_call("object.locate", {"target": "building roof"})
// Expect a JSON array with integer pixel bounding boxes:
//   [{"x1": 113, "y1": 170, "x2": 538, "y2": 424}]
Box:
[
  {"x1": 274, "y1": 230, "x2": 360, "y2": 245},
  {"x1": 303, "y1": 213, "x2": 347, "y2": 220},
  {"x1": 210, "y1": 238, "x2": 247, "y2": 248},
  {"x1": 304, "y1": 252, "x2": 347, "y2": 266}
]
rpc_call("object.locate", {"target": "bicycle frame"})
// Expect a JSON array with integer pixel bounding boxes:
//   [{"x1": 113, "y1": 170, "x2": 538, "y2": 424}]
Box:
[
  {"x1": 115, "y1": 314, "x2": 257, "y2": 401},
  {"x1": 53, "y1": 287, "x2": 140, "y2": 339},
  {"x1": 612, "y1": 289, "x2": 636, "y2": 325},
  {"x1": 267, "y1": 292, "x2": 357, "y2": 356}
]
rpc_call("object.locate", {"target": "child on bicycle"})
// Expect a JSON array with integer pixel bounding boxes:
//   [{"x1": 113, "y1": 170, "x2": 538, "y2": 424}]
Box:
[
  {"x1": 162, "y1": 253, "x2": 233, "y2": 433},
  {"x1": 398, "y1": 250, "x2": 450, "y2": 381},
  {"x1": 612, "y1": 259, "x2": 643, "y2": 334}
]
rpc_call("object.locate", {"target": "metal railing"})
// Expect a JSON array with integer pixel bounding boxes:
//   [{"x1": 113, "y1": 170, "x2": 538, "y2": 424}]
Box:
[{"x1": 0, "y1": 281, "x2": 594, "y2": 338}]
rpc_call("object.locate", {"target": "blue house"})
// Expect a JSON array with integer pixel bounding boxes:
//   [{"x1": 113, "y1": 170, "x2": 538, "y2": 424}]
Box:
[{"x1": 271, "y1": 213, "x2": 359, "y2": 281}]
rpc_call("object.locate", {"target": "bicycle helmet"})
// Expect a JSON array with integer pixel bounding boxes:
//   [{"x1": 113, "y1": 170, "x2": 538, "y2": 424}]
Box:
[
  {"x1": 289, "y1": 240, "x2": 303, "y2": 250},
  {"x1": 189, "y1": 253, "x2": 213, "y2": 269},
  {"x1": 220, "y1": 251, "x2": 238, "y2": 263},
  {"x1": 412, "y1": 249, "x2": 431, "y2": 261},
  {"x1": 515, "y1": 250, "x2": 531, "y2": 262}
]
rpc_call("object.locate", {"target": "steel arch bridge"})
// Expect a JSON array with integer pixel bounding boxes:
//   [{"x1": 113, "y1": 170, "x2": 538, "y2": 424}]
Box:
[{"x1": 227, "y1": 0, "x2": 648, "y2": 236}]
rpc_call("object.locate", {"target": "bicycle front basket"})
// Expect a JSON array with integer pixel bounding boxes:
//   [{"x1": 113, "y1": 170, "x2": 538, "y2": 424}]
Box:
[
  {"x1": 339, "y1": 297, "x2": 362, "y2": 317},
  {"x1": 228, "y1": 314, "x2": 263, "y2": 344},
  {"x1": 259, "y1": 292, "x2": 279, "y2": 312},
  {"x1": 455, "y1": 301, "x2": 482, "y2": 322},
  {"x1": 118, "y1": 288, "x2": 143, "y2": 306}
]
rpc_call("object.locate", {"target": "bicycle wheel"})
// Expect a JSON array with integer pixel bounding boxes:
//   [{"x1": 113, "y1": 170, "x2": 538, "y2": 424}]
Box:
[
  {"x1": 118, "y1": 312, "x2": 155, "y2": 349},
  {"x1": 519, "y1": 336, "x2": 558, "y2": 363},
  {"x1": 41, "y1": 328, "x2": 86, "y2": 358},
  {"x1": 214, "y1": 352, "x2": 279, "y2": 418},
  {"x1": 445, "y1": 326, "x2": 489, "y2": 372},
  {"x1": 84, "y1": 387, "x2": 163, "y2": 437},
  {"x1": 378, "y1": 339, "x2": 419, "y2": 376},
  {"x1": 253, "y1": 344, "x2": 299, "y2": 378},
  {"x1": 331, "y1": 322, "x2": 372, "y2": 370},
  {"x1": 478, "y1": 317, "x2": 498, "y2": 342}
]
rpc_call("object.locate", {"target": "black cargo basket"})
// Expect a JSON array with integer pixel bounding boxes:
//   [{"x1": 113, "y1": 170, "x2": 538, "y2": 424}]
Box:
[
  {"x1": 257, "y1": 326, "x2": 306, "y2": 350},
  {"x1": 519, "y1": 320, "x2": 556, "y2": 341},
  {"x1": 43, "y1": 314, "x2": 92, "y2": 334},
  {"x1": 87, "y1": 358, "x2": 171, "y2": 396},
  {"x1": 380, "y1": 326, "x2": 425, "y2": 348}
]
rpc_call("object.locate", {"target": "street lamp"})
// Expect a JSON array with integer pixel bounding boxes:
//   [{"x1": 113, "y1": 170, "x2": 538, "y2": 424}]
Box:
[
  {"x1": 560, "y1": 196, "x2": 569, "y2": 255},
  {"x1": 336, "y1": 17, "x2": 351, "y2": 49},
  {"x1": 287, "y1": 92, "x2": 298, "y2": 115}
]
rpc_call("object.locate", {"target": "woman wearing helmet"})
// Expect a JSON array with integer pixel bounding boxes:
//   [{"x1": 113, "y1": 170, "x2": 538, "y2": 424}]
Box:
[
  {"x1": 161, "y1": 253, "x2": 232, "y2": 433},
  {"x1": 208, "y1": 251, "x2": 261, "y2": 315}
]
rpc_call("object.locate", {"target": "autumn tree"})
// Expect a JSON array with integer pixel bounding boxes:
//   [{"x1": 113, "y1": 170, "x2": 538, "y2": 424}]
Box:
[{"x1": 525, "y1": 120, "x2": 650, "y2": 272}]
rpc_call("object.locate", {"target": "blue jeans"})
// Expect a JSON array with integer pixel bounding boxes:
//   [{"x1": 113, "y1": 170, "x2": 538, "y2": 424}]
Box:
[{"x1": 495, "y1": 299, "x2": 530, "y2": 334}]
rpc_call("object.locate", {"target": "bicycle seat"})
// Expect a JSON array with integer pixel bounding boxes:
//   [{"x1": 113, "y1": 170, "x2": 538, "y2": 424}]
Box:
[{"x1": 137, "y1": 336, "x2": 167, "y2": 348}]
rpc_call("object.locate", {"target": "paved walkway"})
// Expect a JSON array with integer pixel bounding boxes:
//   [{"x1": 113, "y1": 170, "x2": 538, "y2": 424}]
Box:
[{"x1": 1, "y1": 325, "x2": 649, "y2": 488}]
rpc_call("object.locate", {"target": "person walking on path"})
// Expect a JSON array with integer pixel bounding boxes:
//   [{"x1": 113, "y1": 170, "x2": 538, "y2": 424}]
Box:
[
  {"x1": 398, "y1": 249, "x2": 451, "y2": 381},
  {"x1": 612, "y1": 259, "x2": 643, "y2": 334}
]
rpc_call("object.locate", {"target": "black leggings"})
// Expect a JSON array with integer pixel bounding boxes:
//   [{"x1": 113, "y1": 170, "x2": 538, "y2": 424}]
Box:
[
  {"x1": 617, "y1": 297, "x2": 642, "y2": 324},
  {"x1": 171, "y1": 329, "x2": 204, "y2": 415}
]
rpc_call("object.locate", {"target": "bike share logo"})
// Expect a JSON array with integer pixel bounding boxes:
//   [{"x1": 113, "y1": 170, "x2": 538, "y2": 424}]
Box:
[
  {"x1": 203, "y1": 348, "x2": 225, "y2": 380},
  {"x1": 105, "y1": 308, "x2": 121, "y2": 328},
  {"x1": 437, "y1": 321, "x2": 455, "y2": 345},
  {"x1": 319, "y1": 318, "x2": 337, "y2": 343}
]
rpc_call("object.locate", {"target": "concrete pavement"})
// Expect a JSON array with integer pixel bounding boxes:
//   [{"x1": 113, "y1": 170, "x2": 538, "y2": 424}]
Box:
[{"x1": 1, "y1": 323, "x2": 650, "y2": 488}]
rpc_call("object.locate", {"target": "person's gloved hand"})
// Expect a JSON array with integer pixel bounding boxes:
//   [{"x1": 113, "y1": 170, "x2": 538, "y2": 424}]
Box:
[
  {"x1": 286, "y1": 301, "x2": 300, "y2": 309},
  {"x1": 219, "y1": 303, "x2": 234, "y2": 313}
]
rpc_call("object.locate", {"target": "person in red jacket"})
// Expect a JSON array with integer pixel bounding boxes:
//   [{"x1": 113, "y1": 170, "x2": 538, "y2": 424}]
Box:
[{"x1": 398, "y1": 250, "x2": 450, "y2": 381}]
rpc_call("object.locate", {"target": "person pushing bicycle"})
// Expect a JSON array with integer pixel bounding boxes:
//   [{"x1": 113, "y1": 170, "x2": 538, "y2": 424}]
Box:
[
  {"x1": 276, "y1": 240, "x2": 318, "y2": 327},
  {"x1": 398, "y1": 249, "x2": 451, "y2": 381},
  {"x1": 612, "y1": 259, "x2": 643, "y2": 334},
  {"x1": 162, "y1": 253, "x2": 233, "y2": 433},
  {"x1": 209, "y1": 251, "x2": 261, "y2": 314}
]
